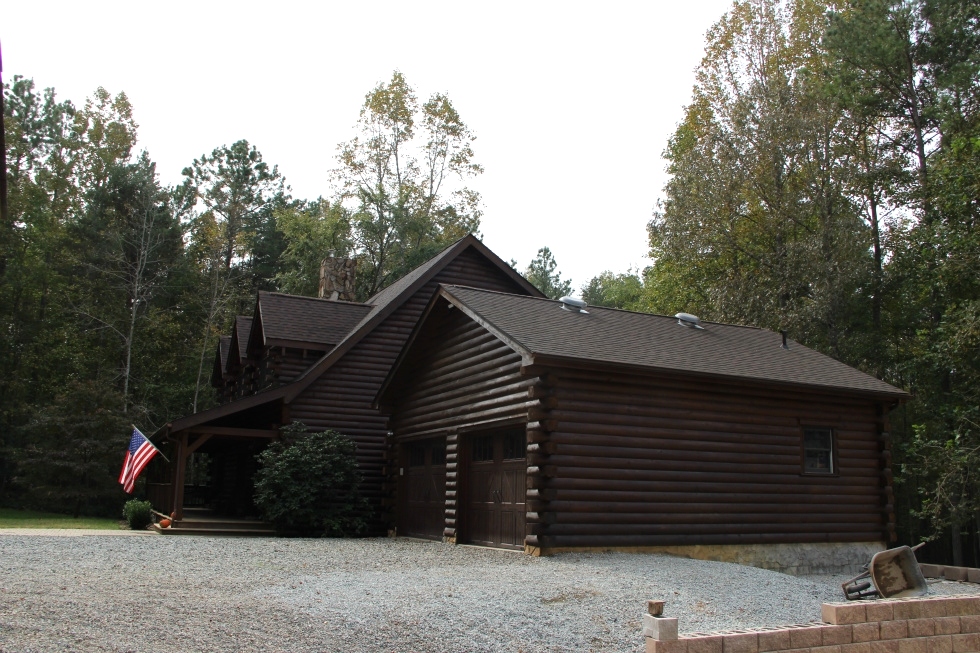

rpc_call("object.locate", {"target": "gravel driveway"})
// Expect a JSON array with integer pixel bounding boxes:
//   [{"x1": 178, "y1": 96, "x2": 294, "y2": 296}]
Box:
[{"x1": 2, "y1": 533, "x2": 977, "y2": 653}]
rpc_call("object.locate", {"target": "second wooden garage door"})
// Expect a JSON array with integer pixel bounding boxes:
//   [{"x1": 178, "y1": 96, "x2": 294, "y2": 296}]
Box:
[
  {"x1": 465, "y1": 429, "x2": 527, "y2": 550},
  {"x1": 398, "y1": 437, "x2": 446, "y2": 540}
]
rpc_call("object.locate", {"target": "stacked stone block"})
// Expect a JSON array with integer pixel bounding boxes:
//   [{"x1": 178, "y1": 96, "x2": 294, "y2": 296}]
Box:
[{"x1": 644, "y1": 596, "x2": 980, "y2": 653}]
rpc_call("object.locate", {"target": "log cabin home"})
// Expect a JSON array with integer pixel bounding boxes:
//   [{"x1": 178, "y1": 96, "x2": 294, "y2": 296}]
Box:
[
  {"x1": 154, "y1": 235, "x2": 908, "y2": 570},
  {"x1": 374, "y1": 285, "x2": 909, "y2": 566},
  {"x1": 150, "y1": 235, "x2": 542, "y2": 522}
]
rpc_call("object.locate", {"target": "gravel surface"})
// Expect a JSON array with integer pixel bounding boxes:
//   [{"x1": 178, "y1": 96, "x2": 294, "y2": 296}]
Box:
[{"x1": 2, "y1": 533, "x2": 978, "y2": 653}]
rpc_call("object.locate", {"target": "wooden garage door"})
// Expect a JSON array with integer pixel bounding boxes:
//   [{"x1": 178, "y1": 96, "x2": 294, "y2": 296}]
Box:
[
  {"x1": 466, "y1": 429, "x2": 527, "y2": 550},
  {"x1": 398, "y1": 437, "x2": 446, "y2": 540}
]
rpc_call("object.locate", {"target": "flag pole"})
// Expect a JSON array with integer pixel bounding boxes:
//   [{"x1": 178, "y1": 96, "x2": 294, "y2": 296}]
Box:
[{"x1": 133, "y1": 424, "x2": 171, "y2": 463}]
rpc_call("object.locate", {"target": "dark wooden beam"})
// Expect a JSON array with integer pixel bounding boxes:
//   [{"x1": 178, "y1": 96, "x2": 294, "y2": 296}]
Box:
[{"x1": 186, "y1": 426, "x2": 278, "y2": 438}]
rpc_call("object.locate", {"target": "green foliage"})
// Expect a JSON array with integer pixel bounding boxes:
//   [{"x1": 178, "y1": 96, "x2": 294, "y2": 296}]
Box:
[
  {"x1": 7, "y1": 381, "x2": 130, "y2": 517},
  {"x1": 253, "y1": 423, "x2": 369, "y2": 537},
  {"x1": 122, "y1": 499, "x2": 152, "y2": 530},
  {"x1": 647, "y1": 0, "x2": 980, "y2": 555},
  {"x1": 274, "y1": 199, "x2": 352, "y2": 296},
  {"x1": 525, "y1": 247, "x2": 572, "y2": 300},
  {"x1": 580, "y1": 270, "x2": 646, "y2": 310},
  {"x1": 335, "y1": 71, "x2": 483, "y2": 299}
]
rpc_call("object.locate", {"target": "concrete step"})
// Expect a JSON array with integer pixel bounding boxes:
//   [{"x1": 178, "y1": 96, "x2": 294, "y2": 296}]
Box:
[
  {"x1": 154, "y1": 512, "x2": 276, "y2": 537},
  {"x1": 175, "y1": 518, "x2": 274, "y2": 531},
  {"x1": 153, "y1": 523, "x2": 277, "y2": 537}
]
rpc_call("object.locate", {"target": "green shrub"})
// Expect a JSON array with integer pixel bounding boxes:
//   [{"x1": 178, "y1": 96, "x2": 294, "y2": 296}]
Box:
[
  {"x1": 253, "y1": 423, "x2": 369, "y2": 537},
  {"x1": 122, "y1": 499, "x2": 152, "y2": 530}
]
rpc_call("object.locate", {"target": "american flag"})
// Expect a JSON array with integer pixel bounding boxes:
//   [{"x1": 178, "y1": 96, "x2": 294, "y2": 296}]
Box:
[{"x1": 118, "y1": 427, "x2": 158, "y2": 494}]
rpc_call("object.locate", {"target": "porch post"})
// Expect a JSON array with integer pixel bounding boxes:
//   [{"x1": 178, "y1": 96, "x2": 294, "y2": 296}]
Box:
[{"x1": 172, "y1": 432, "x2": 188, "y2": 520}]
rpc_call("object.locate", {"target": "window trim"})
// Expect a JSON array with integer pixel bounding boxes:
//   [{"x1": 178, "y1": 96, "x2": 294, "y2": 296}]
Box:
[{"x1": 800, "y1": 426, "x2": 838, "y2": 476}]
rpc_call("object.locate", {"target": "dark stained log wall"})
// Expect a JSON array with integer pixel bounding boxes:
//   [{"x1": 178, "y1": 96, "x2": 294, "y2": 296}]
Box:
[
  {"x1": 530, "y1": 367, "x2": 893, "y2": 549},
  {"x1": 257, "y1": 346, "x2": 327, "y2": 389},
  {"x1": 386, "y1": 305, "x2": 531, "y2": 439},
  {"x1": 382, "y1": 303, "x2": 534, "y2": 543},
  {"x1": 288, "y1": 247, "x2": 534, "y2": 531}
]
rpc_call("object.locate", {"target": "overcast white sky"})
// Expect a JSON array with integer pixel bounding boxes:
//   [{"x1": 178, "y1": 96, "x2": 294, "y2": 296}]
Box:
[{"x1": 4, "y1": 0, "x2": 733, "y2": 292}]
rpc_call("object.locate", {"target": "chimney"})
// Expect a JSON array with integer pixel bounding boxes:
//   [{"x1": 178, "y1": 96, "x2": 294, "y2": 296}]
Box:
[{"x1": 319, "y1": 253, "x2": 357, "y2": 301}]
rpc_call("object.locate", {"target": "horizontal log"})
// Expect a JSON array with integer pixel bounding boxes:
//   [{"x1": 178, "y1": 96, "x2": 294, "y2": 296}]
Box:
[
  {"x1": 526, "y1": 489, "x2": 557, "y2": 501},
  {"x1": 527, "y1": 384, "x2": 553, "y2": 400},
  {"x1": 527, "y1": 465, "x2": 556, "y2": 478},
  {"x1": 527, "y1": 523, "x2": 548, "y2": 536},
  {"x1": 527, "y1": 442, "x2": 556, "y2": 455},
  {"x1": 547, "y1": 511, "x2": 883, "y2": 526},
  {"x1": 542, "y1": 454, "x2": 876, "y2": 478},
  {"x1": 553, "y1": 388, "x2": 877, "y2": 433},
  {"x1": 550, "y1": 430, "x2": 877, "y2": 456},
  {"x1": 526, "y1": 512, "x2": 556, "y2": 524},
  {"x1": 550, "y1": 489, "x2": 883, "y2": 506},
  {"x1": 394, "y1": 381, "x2": 531, "y2": 425},
  {"x1": 552, "y1": 411, "x2": 878, "y2": 447},
  {"x1": 550, "y1": 465, "x2": 880, "y2": 488},
  {"x1": 527, "y1": 420, "x2": 558, "y2": 433},
  {"x1": 393, "y1": 357, "x2": 525, "y2": 411},
  {"x1": 547, "y1": 476, "x2": 881, "y2": 495},
  {"x1": 541, "y1": 520, "x2": 883, "y2": 537},
  {"x1": 527, "y1": 429, "x2": 550, "y2": 444},
  {"x1": 527, "y1": 405, "x2": 553, "y2": 423}
]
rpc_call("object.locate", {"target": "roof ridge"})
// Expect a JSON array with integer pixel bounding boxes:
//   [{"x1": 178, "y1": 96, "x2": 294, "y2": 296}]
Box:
[
  {"x1": 443, "y1": 285, "x2": 767, "y2": 331},
  {"x1": 260, "y1": 290, "x2": 371, "y2": 307}
]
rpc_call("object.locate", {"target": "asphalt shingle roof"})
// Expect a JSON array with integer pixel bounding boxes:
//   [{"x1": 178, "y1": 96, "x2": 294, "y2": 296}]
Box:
[
  {"x1": 257, "y1": 292, "x2": 372, "y2": 346},
  {"x1": 443, "y1": 286, "x2": 907, "y2": 398},
  {"x1": 233, "y1": 316, "x2": 253, "y2": 361}
]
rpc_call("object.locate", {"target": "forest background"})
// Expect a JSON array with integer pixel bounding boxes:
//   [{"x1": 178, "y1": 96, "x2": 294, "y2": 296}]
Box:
[{"x1": 1, "y1": 0, "x2": 977, "y2": 565}]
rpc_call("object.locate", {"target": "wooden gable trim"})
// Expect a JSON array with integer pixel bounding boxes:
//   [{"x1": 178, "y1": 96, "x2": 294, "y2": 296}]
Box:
[
  {"x1": 157, "y1": 392, "x2": 287, "y2": 437},
  {"x1": 246, "y1": 295, "x2": 266, "y2": 356}
]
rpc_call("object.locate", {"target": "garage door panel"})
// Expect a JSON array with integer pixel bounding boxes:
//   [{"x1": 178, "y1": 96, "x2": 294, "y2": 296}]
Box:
[
  {"x1": 464, "y1": 429, "x2": 527, "y2": 550},
  {"x1": 398, "y1": 438, "x2": 447, "y2": 540}
]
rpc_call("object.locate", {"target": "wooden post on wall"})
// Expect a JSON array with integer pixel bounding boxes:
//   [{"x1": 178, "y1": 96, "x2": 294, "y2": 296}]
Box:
[
  {"x1": 524, "y1": 370, "x2": 557, "y2": 555},
  {"x1": 444, "y1": 432, "x2": 459, "y2": 544}
]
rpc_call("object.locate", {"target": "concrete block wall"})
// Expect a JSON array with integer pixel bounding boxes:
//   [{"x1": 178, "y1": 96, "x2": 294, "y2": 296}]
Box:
[{"x1": 644, "y1": 596, "x2": 980, "y2": 653}]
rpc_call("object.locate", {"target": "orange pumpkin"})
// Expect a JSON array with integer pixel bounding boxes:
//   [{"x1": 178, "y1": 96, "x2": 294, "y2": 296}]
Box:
[{"x1": 159, "y1": 518, "x2": 172, "y2": 528}]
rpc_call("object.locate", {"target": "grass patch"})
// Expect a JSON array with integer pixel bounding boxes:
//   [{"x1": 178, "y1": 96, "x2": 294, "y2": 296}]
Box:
[{"x1": 0, "y1": 508, "x2": 123, "y2": 530}]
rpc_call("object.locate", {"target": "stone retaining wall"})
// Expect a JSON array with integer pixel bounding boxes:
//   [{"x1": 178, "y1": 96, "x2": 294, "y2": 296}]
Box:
[{"x1": 644, "y1": 596, "x2": 980, "y2": 652}]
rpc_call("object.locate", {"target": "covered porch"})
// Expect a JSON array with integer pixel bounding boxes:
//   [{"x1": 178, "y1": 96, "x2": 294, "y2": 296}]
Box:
[{"x1": 149, "y1": 391, "x2": 286, "y2": 520}]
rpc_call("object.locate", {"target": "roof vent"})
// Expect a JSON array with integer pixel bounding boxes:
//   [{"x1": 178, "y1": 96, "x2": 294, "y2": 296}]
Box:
[
  {"x1": 559, "y1": 296, "x2": 589, "y2": 313},
  {"x1": 675, "y1": 312, "x2": 704, "y2": 329}
]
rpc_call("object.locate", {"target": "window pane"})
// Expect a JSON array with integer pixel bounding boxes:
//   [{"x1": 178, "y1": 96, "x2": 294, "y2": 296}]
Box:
[
  {"x1": 503, "y1": 432, "x2": 526, "y2": 460},
  {"x1": 472, "y1": 435, "x2": 494, "y2": 462},
  {"x1": 803, "y1": 428, "x2": 833, "y2": 473},
  {"x1": 408, "y1": 444, "x2": 425, "y2": 467},
  {"x1": 431, "y1": 440, "x2": 446, "y2": 465}
]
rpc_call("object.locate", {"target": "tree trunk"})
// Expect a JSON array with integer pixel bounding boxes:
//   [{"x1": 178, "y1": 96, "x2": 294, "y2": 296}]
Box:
[{"x1": 951, "y1": 522, "x2": 964, "y2": 567}]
